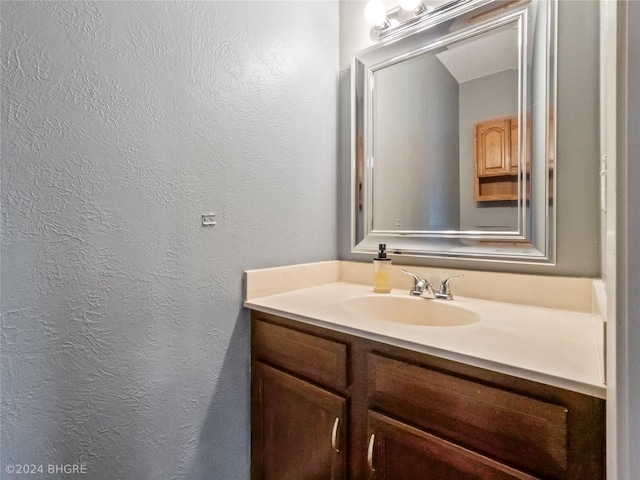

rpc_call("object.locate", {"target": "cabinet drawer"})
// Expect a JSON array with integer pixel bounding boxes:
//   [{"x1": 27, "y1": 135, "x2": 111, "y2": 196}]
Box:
[
  {"x1": 368, "y1": 353, "x2": 568, "y2": 478},
  {"x1": 367, "y1": 410, "x2": 538, "y2": 480},
  {"x1": 252, "y1": 318, "x2": 348, "y2": 392}
]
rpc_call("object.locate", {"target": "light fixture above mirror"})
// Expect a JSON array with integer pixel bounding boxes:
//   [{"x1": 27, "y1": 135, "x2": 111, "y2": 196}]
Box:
[{"x1": 363, "y1": 0, "x2": 479, "y2": 42}]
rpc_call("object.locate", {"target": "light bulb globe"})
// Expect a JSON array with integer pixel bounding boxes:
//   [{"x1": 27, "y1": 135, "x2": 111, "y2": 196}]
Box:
[
  {"x1": 399, "y1": 0, "x2": 424, "y2": 12},
  {"x1": 364, "y1": 0, "x2": 388, "y2": 27}
]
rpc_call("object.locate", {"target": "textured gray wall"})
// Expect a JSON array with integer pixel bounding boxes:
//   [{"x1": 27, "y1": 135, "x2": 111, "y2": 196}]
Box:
[
  {"x1": 1, "y1": 2, "x2": 338, "y2": 479},
  {"x1": 339, "y1": 0, "x2": 601, "y2": 277}
]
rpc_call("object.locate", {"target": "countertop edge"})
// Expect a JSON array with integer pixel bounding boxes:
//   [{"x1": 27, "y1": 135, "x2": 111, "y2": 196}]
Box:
[{"x1": 244, "y1": 301, "x2": 607, "y2": 400}]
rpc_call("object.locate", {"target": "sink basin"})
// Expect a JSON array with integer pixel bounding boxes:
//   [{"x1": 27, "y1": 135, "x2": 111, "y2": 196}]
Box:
[{"x1": 340, "y1": 294, "x2": 480, "y2": 327}]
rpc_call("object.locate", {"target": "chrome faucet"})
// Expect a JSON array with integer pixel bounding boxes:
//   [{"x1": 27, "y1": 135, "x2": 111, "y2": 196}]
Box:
[{"x1": 402, "y1": 270, "x2": 463, "y2": 300}]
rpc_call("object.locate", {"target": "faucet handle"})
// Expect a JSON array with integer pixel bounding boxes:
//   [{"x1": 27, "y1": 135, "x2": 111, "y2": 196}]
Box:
[
  {"x1": 401, "y1": 269, "x2": 420, "y2": 285},
  {"x1": 401, "y1": 270, "x2": 420, "y2": 294},
  {"x1": 437, "y1": 274, "x2": 463, "y2": 300},
  {"x1": 402, "y1": 270, "x2": 432, "y2": 296}
]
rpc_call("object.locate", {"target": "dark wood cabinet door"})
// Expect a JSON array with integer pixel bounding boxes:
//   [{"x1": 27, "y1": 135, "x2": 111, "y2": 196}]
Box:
[
  {"x1": 252, "y1": 362, "x2": 346, "y2": 480},
  {"x1": 366, "y1": 411, "x2": 539, "y2": 480}
]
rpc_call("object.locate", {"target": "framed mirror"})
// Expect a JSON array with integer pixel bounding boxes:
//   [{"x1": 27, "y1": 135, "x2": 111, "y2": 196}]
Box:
[{"x1": 351, "y1": 0, "x2": 556, "y2": 264}]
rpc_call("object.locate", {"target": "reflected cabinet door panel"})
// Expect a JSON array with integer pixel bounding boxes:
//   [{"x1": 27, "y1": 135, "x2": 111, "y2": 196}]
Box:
[
  {"x1": 251, "y1": 362, "x2": 346, "y2": 480},
  {"x1": 476, "y1": 118, "x2": 513, "y2": 177},
  {"x1": 510, "y1": 118, "x2": 519, "y2": 172},
  {"x1": 366, "y1": 411, "x2": 538, "y2": 480}
]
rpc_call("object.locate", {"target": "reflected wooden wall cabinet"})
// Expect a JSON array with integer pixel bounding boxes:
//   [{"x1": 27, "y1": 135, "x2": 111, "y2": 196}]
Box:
[{"x1": 474, "y1": 117, "x2": 519, "y2": 202}]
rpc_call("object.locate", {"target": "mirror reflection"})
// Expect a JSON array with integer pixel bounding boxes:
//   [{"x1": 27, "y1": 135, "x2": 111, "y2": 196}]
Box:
[
  {"x1": 352, "y1": 0, "x2": 556, "y2": 263},
  {"x1": 372, "y1": 22, "x2": 520, "y2": 234}
]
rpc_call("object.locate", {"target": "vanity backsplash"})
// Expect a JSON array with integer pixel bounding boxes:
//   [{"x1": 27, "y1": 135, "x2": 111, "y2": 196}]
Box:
[{"x1": 245, "y1": 260, "x2": 597, "y2": 313}]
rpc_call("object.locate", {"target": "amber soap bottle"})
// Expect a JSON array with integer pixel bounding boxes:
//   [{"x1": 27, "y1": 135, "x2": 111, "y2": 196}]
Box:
[{"x1": 373, "y1": 243, "x2": 392, "y2": 293}]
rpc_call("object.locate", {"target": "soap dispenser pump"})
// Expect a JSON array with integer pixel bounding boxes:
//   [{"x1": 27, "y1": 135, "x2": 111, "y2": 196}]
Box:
[{"x1": 373, "y1": 243, "x2": 392, "y2": 293}]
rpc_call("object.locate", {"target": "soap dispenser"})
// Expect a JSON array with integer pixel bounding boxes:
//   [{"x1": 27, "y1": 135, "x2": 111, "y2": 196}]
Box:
[{"x1": 373, "y1": 243, "x2": 392, "y2": 293}]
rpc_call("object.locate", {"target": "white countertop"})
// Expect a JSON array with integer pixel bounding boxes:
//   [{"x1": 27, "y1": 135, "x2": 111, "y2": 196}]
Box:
[{"x1": 244, "y1": 281, "x2": 606, "y2": 398}]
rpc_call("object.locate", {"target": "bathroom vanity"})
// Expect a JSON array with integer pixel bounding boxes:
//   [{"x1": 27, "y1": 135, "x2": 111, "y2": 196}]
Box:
[{"x1": 245, "y1": 262, "x2": 605, "y2": 480}]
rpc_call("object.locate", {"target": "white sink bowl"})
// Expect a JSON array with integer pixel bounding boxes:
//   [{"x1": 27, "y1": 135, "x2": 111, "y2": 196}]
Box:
[{"x1": 340, "y1": 294, "x2": 480, "y2": 327}]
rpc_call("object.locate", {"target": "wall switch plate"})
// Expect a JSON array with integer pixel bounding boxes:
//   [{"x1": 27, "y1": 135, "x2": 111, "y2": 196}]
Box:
[{"x1": 201, "y1": 213, "x2": 217, "y2": 226}]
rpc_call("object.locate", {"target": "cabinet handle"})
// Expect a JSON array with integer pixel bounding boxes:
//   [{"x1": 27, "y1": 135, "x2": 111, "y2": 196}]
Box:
[
  {"x1": 331, "y1": 417, "x2": 340, "y2": 453},
  {"x1": 367, "y1": 433, "x2": 375, "y2": 472}
]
